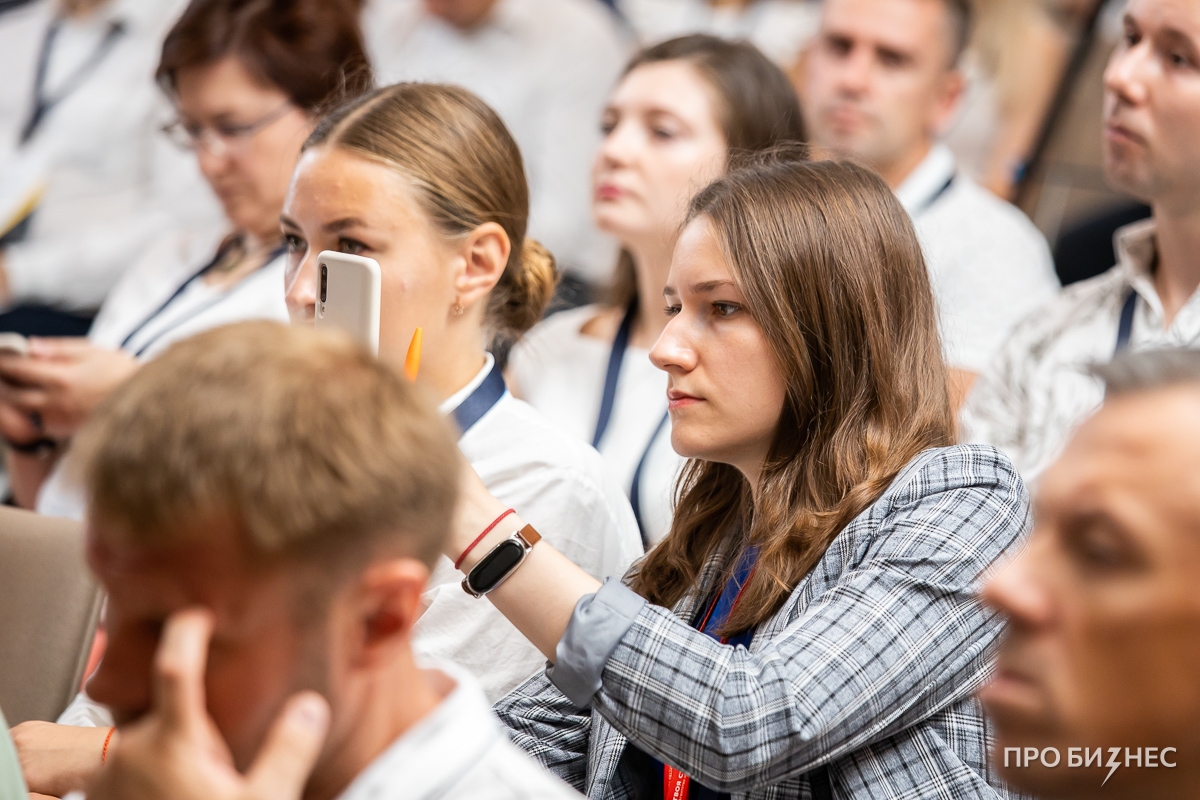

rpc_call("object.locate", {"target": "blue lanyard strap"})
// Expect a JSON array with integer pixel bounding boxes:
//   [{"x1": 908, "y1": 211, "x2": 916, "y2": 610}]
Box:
[
  {"x1": 120, "y1": 241, "x2": 283, "y2": 358},
  {"x1": 629, "y1": 411, "x2": 669, "y2": 548},
  {"x1": 452, "y1": 361, "x2": 506, "y2": 437},
  {"x1": 592, "y1": 301, "x2": 637, "y2": 448},
  {"x1": 591, "y1": 301, "x2": 670, "y2": 546},
  {"x1": 1115, "y1": 289, "x2": 1137, "y2": 356},
  {"x1": 912, "y1": 172, "x2": 957, "y2": 217},
  {"x1": 697, "y1": 544, "x2": 760, "y2": 648},
  {"x1": 22, "y1": 18, "x2": 125, "y2": 144},
  {"x1": 646, "y1": 545, "x2": 761, "y2": 799}
]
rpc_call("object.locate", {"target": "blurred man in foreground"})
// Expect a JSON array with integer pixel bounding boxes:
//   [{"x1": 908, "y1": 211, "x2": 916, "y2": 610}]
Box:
[
  {"x1": 51, "y1": 321, "x2": 578, "y2": 799},
  {"x1": 981, "y1": 349, "x2": 1200, "y2": 799}
]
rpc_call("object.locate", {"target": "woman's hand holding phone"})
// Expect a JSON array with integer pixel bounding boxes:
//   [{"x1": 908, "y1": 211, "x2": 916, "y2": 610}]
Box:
[{"x1": 0, "y1": 338, "x2": 139, "y2": 439}]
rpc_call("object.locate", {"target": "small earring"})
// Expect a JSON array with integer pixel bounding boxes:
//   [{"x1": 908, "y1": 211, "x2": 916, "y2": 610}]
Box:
[{"x1": 451, "y1": 301, "x2": 464, "y2": 317}]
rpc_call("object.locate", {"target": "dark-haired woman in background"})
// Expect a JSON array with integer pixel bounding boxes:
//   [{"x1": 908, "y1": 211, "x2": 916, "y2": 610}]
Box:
[
  {"x1": 508, "y1": 35, "x2": 806, "y2": 547},
  {"x1": 6, "y1": 1, "x2": 370, "y2": 792},
  {"x1": 450, "y1": 156, "x2": 1028, "y2": 798},
  {"x1": 0, "y1": 0, "x2": 371, "y2": 514}
]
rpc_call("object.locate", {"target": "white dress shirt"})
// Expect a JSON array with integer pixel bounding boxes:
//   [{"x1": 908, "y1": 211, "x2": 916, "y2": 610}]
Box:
[
  {"x1": 617, "y1": 0, "x2": 820, "y2": 68},
  {"x1": 0, "y1": 0, "x2": 221, "y2": 310},
  {"x1": 61, "y1": 664, "x2": 581, "y2": 800},
  {"x1": 362, "y1": 0, "x2": 628, "y2": 286},
  {"x1": 508, "y1": 304, "x2": 682, "y2": 547},
  {"x1": 961, "y1": 219, "x2": 1200, "y2": 486},
  {"x1": 418, "y1": 353, "x2": 644, "y2": 701},
  {"x1": 897, "y1": 143, "x2": 1059, "y2": 374},
  {"x1": 34, "y1": 225, "x2": 290, "y2": 518},
  {"x1": 337, "y1": 663, "x2": 580, "y2": 800}
]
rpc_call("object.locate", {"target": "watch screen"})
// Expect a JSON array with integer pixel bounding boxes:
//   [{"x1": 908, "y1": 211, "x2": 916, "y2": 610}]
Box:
[{"x1": 472, "y1": 539, "x2": 525, "y2": 591}]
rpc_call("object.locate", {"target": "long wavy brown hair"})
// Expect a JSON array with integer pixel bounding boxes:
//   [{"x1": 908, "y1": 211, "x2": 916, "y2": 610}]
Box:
[{"x1": 630, "y1": 156, "x2": 954, "y2": 635}]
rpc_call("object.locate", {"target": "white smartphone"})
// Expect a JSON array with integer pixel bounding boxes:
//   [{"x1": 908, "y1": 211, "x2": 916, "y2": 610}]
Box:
[
  {"x1": 0, "y1": 333, "x2": 29, "y2": 356},
  {"x1": 314, "y1": 251, "x2": 381, "y2": 355}
]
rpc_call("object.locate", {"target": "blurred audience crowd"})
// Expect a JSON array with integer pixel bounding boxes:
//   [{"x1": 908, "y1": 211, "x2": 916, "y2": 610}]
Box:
[{"x1": 5, "y1": 0, "x2": 1200, "y2": 798}]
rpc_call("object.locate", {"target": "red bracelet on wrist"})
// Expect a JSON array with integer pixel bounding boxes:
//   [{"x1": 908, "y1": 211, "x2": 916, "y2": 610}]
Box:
[
  {"x1": 102, "y1": 726, "x2": 115, "y2": 764},
  {"x1": 454, "y1": 508, "x2": 515, "y2": 570}
]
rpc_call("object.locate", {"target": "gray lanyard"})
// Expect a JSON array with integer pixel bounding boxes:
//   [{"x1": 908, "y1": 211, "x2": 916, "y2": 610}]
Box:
[{"x1": 21, "y1": 16, "x2": 125, "y2": 143}]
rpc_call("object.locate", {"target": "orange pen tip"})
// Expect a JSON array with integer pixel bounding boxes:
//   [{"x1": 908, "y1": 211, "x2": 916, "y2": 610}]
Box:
[{"x1": 403, "y1": 327, "x2": 423, "y2": 380}]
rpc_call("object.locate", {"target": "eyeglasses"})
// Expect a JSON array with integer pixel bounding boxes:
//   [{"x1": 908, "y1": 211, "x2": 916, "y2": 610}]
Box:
[{"x1": 162, "y1": 102, "x2": 294, "y2": 157}]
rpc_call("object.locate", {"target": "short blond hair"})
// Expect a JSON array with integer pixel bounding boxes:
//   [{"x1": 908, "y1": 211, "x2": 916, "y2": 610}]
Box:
[{"x1": 75, "y1": 321, "x2": 459, "y2": 570}]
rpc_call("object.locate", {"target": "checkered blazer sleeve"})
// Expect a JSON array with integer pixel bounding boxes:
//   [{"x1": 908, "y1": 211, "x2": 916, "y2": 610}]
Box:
[
  {"x1": 583, "y1": 446, "x2": 1028, "y2": 792},
  {"x1": 495, "y1": 670, "x2": 594, "y2": 791}
]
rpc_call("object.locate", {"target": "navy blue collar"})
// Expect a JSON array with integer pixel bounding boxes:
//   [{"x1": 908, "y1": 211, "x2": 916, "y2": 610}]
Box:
[{"x1": 452, "y1": 360, "x2": 506, "y2": 437}]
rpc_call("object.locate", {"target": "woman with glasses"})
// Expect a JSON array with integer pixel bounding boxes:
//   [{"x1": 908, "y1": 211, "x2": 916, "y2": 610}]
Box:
[{"x1": 0, "y1": 0, "x2": 371, "y2": 517}]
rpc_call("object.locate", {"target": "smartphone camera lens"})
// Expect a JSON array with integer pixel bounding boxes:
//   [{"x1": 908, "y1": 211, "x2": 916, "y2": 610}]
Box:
[{"x1": 319, "y1": 264, "x2": 328, "y2": 303}]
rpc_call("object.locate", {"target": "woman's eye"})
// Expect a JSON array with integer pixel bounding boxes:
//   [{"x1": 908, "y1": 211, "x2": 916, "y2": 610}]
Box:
[
  {"x1": 664, "y1": 304, "x2": 681, "y2": 317},
  {"x1": 338, "y1": 237, "x2": 367, "y2": 255},
  {"x1": 1169, "y1": 51, "x2": 1194, "y2": 69},
  {"x1": 216, "y1": 123, "x2": 253, "y2": 138},
  {"x1": 283, "y1": 233, "x2": 304, "y2": 253},
  {"x1": 712, "y1": 302, "x2": 740, "y2": 318},
  {"x1": 651, "y1": 127, "x2": 677, "y2": 141}
]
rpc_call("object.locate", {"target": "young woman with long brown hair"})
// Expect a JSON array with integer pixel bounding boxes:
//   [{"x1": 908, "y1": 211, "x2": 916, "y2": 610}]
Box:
[
  {"x1": 508, "y1": 35, "x2": 806, "y2": 547},
  {"x1": 447, "y1": 153, "x2": 1028, "y2": 798}
]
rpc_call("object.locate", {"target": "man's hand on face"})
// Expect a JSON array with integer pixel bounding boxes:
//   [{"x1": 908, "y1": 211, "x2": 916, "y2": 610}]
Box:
[{"x1": 87, "y1": 608, "x2": 330, "y2": 800}]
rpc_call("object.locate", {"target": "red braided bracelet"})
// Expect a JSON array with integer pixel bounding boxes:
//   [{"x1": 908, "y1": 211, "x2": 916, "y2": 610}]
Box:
[
  {"x1": 454, "y1": 508, "x2": 515, "y2": 570},
  {"x1": 102, "y1": 726, "x2": 115, "y2": 764}
]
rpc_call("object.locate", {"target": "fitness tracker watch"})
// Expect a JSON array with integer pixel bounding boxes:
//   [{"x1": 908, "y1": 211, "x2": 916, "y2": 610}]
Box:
[{"x1": 461, "y1": 524, "x2": 542, "y2": 597}]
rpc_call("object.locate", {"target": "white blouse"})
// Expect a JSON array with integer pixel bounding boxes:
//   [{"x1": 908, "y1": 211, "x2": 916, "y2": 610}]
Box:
[
  {"x1": 508, "y1": 304, "x2": 683, "y2": 547},
  {"x1": 35, "y1": 226, "x2": 291, "y2": 519},
  {"x1": 417, "y1": 353, "x2": 644, "y2": 701}
]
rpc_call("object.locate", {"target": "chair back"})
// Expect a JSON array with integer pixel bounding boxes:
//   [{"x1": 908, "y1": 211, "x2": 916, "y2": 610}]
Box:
[{"x1": 0, "y1": 507, "x2": 102, "y2": 725}]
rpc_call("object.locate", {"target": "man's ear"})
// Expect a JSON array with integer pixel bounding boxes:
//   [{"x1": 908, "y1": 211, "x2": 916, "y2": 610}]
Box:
[
  {"x1": 453, "y1": 222, "x2": 511, "y2": 314},
  {"x1": 931, "y1": 67, "x2": 966, "y2": 136},
  {"x1": 351, "y1": 558, "x2": 430, "y2": 667}
]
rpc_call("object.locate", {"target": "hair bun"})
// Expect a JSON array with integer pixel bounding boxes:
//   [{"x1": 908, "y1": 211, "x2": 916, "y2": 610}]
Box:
[{"x1": 489, "y1": 238, "x2": 558, "y2": 343}]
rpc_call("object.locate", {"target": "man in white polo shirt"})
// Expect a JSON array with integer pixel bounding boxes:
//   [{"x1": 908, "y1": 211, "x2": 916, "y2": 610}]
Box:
[
  {"x1": 962, "y1": 0, "x2": 1200, "y2": 485},
  {"x1": 25, "y1": 322, "x2": 578, "y2": 800},
  {"x1": 801, "y1": 0, "x2": 1059, "y2": 407}
]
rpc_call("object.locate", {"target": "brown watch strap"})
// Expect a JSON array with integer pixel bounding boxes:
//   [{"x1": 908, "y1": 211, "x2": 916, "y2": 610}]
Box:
[{"x1": 517, "y1": 523, "x2": 541, "y2": 548}]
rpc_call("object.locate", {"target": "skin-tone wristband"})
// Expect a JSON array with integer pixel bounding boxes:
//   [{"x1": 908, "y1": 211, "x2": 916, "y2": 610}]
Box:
[
  {"x1": 454, "y1": 508, "x2": 515, "y2": 570},
  {"x1": 102, "y1": 726, "x2": 115, "y2": 764}
]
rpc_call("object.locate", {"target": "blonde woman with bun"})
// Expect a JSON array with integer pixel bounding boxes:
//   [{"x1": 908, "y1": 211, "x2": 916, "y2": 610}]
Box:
[{"x1": 283, "y1": 82, "x2": 645, "y2": 701}]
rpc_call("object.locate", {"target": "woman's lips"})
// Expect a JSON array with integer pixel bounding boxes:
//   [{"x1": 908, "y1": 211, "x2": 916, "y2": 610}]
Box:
[
  {"x1": 667, "y1": 389, "x2": 702, "y2": 409},
  {"x1": 595, "y1": 183, "x2": 625, "y2": 201}
]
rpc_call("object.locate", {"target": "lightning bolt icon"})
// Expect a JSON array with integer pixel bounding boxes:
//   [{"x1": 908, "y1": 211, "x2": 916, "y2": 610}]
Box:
[{"x1": 1102, "y1": 748, "x2": 1122, "y2": 786}]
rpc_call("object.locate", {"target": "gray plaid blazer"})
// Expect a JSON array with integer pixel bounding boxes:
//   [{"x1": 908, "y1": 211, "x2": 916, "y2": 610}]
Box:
[{"x1": 495, "y1": 445, "x2": 1028, "y2": 799}]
